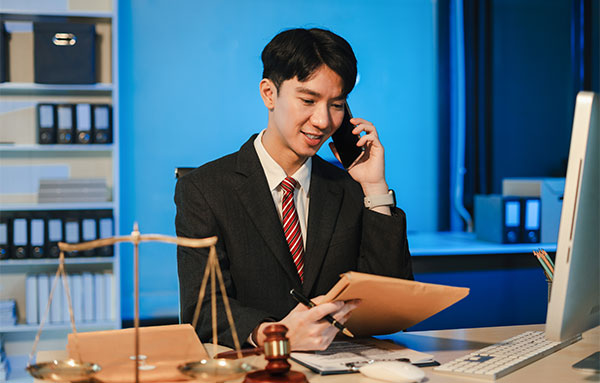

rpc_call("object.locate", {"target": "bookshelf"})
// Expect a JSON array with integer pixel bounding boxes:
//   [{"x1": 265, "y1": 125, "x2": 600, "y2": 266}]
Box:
[{"x1": 0, "y1": 1, "x2": 120, "y2": 381}]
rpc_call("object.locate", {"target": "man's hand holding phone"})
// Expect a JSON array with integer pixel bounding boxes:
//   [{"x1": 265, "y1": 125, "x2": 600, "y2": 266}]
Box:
[{"x1": 329, "y1": 103, "x2": 391, "y2": 215}]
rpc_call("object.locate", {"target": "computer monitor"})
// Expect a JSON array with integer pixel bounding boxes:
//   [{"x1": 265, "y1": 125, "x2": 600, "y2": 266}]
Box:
[{"x1": 545, "y1": 91, "x2": 599, "y2": 367}]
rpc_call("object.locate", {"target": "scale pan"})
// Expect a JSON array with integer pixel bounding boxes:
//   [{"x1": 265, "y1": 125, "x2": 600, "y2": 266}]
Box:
[
  {"x1": 178, "y1": 358, "x2": 255, "y2": 382},
  {"x1": 26, "y1": 359, "x2": 101, "y2": 382}
]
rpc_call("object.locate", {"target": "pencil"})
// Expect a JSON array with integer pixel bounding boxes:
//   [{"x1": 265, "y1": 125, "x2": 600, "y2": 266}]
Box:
[
  {"x1": 533, "y1": 250, "x2": 553, "y2": 281},
  {"x1": 539, "y1": 249, "x2": 555, "y2": 273},
  {"x1": 290, "y1": 289, "x2": 354, "y2": 338}
]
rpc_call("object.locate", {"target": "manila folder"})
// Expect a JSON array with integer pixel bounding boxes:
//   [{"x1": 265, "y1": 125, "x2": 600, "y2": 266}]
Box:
[
  {"x1": 323, "y1": 272, "x2": 469, "y2": 336},
  {"x1": 67, "y1": 324, "x2": 208, "y2": 382}
]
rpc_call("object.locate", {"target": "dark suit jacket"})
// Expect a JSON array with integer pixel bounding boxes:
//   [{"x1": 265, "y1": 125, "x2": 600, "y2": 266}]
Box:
[{"x1": 175, "y1": 135, "x2": 413, "y2": 347}]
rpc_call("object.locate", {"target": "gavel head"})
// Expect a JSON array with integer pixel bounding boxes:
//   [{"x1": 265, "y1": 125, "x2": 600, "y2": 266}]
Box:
[{"x1": 262, "y1": 324, "x2": 291, "y2": 375}]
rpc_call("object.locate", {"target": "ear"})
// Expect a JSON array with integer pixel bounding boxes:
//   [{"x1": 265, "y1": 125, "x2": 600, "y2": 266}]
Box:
[{"x1": 259, "y1": 78, "x2": 277, "y2": 111}]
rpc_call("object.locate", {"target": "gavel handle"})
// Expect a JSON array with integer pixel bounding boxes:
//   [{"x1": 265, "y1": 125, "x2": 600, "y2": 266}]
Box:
[{"x1": 215, "y1": 347, "x2": 263, "y2": 359}]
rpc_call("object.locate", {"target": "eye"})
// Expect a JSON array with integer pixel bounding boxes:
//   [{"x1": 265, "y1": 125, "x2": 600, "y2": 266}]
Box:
[
  {"x1": 332, "y1": 103, "x2": 344, "y2": 110},
  {"x1": 300, "y1": 98, "x2": 315, "y2": 105}
]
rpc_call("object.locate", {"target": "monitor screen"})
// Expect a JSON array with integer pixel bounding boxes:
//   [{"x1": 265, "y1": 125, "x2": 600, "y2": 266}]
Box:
[{"x1": 545, "y1": 91, "x2": 599, "y2": 341}]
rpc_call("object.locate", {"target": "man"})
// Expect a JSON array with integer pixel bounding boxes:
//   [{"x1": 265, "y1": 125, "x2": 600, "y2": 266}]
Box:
[{"x1": 175, "y1": 28, "x2": 413, "y2": 351}]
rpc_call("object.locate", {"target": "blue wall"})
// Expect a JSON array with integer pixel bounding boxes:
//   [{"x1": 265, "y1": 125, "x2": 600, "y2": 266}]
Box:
[{"x1": 118, "y1": 0, "x2": 439, "y2": 320}]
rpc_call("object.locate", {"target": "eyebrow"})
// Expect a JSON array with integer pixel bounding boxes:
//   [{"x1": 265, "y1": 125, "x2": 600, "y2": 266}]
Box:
[{"x1": 295, "y1": 86, "x2": 345, "y2": 101}]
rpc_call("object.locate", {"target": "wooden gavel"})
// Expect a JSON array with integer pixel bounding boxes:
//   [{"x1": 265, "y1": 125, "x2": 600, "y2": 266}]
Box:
[{"x1": 216, "y1": 324, "x2": 308, "y2": 383}]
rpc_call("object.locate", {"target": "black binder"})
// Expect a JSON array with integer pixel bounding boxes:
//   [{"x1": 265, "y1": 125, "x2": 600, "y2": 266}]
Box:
[
  {"x1": 522, "y1": 198, "x2": 541, "y2": 243},
  {"x1": 0, "y1": 214, "x2": 10, "y2": 260},
  {"x1": 75, "y1": 104, "x2": 92, "y2": 144},
  {"x1": 0, "y1": 22, "x2": 7, "y2": 83},
  {"x1": 97, "y1": 210, "x2": 114, "y2": 256},
  {"x1": 33, "y1": 22, "x2": 96, "y2": 84},
  {"x1": 57, "y1": 104, "x2": 75, "y2": 144},
  {"x1": 47, "y1": 213, "x2": 64, "y2": 258},
  {"x1": 63, "y1": 214, "x2": 81, "y2": 257},
  {"x1": 92, "y1": 104, "x2": 112, "y2": 144},
  {"x1": 38, "y1": 104, "x2": 57, "y2": 144},
  {"x1": 30, "y1": 217, "x2": 46, "y2": 258},
  {"x1": 81, "y1": 214, "x2": 97, "y2": 257},
  {"x1": 12, "y1": 215, "x2": 29, "y2": 259},
  {"x1": 475, "y1": 195, "x2": 523, "y2": 244},
  {"x1": 503, "y1": 198, "x2": 522, "y2": 243}
]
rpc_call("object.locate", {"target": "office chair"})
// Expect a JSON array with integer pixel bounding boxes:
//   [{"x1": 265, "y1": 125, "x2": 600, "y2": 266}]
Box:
[
  {"x1": 174, "y1": 166, "x2": 196, "y2": 324},
  {"x1": 174, "y1": 167, "x2": 195, "y2": 179}
]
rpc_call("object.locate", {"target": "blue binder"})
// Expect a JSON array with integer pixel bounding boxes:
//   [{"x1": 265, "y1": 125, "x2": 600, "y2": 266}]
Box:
[
  {"x1": 475, "y1": 194, "x2": 523, "y2": 244},
  {"x1": 522, "y1": 198, "x2": 541, "y2": 243}
]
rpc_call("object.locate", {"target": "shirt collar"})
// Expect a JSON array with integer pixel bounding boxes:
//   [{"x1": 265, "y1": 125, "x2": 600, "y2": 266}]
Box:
[{"x1": 253, "y1": 130, "x2": 312, "y2": 194}]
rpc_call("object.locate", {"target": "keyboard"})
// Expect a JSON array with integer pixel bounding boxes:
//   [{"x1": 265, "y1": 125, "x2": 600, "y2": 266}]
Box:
[{"x1": 433, "y1": 331, "x2": 581, "y2": 380}]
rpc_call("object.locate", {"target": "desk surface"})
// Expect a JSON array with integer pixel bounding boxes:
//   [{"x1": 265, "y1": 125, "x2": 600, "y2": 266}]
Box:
[
  {"x1": 408, "y1": 231, "x2": 557, "y2": 256},
  {"x1": 37, "y1": 324, "x2": 598, "y2": 383}
]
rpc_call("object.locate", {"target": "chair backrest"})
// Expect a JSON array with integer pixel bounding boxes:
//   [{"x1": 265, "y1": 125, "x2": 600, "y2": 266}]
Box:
[
  {"x1": 174, "y1": 167, "x2": 195, "y2": 179},
  {"x1": 174, "y1": 166, "x2": 196, "y2": 322}
]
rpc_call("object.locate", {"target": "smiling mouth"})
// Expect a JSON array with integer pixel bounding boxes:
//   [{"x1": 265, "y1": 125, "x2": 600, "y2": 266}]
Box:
[{"x1": 303, "y1": 132, "x2": 322, "y2": 140}]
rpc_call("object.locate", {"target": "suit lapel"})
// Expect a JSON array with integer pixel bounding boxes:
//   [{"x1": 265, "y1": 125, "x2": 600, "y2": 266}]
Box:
[
  {"x1": 302, "y1": 157, "x2": 344, "y2": 295},
  {"x1": 233, "y1": 137, "x2": 302, "y2": 286}
]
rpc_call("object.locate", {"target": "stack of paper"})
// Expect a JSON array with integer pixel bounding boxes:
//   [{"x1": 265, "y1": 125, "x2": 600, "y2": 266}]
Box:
[
  {"x1": 0, "y1": 300, "x2": 17, "y2": 326},
  {"x1": 291, "y1": 338, "x2": 435, "y2": 374},
  {"x1": 38, "y1": 178, "x2": 109, "y2": 203}
]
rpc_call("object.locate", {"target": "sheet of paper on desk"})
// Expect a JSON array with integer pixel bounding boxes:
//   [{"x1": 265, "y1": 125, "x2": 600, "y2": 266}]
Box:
[
  {"x1": 324, "y1": 271, "x2": 469, "y2": 336},
  {"x1": 290, "y1": 338, "x2": 434, "y2": 375}
]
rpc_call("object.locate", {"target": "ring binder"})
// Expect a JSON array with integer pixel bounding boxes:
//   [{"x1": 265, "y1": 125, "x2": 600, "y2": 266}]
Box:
[
  {"x1": 57, "y1": 104, "x2": 75, "y2": 144},
  {"x1": 12, "y1": 217, "x2": 28, "y2": 259},
  {"x1": 92, "y1": 105, "x2": 112, "y2": 144},
  {"x1": 38, "y1": 104, "x2": 57, "y2": 144},
  {"x1": 30, "y1": 217, "x2": 46, "y2": 258},
  {"x1": 76, "y1": 104, "x2": 92, "y2": 144}
]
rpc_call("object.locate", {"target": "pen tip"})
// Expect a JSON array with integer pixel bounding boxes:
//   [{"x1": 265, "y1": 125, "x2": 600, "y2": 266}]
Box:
[{"x1": 343, "y1": 328, "x2": 355, "y2": 338}]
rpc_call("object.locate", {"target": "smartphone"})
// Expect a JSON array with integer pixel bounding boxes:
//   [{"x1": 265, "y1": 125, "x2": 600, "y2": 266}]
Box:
[{"x1": 331, "y1": 102, "x2": 363, "y2": 169}]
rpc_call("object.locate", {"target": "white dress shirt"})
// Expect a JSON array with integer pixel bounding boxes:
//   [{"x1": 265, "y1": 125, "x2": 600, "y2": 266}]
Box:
[{"x1": 253, "y1": 130, "x2": 311, "y2": 247}]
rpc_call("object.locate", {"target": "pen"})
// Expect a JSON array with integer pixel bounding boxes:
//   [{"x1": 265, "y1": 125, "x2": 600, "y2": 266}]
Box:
[{"x1": 289, "y1": 289, "x2": 354, "y2": 338}]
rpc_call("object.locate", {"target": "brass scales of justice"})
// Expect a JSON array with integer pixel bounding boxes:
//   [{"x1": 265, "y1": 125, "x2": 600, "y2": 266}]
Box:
[{"x1": 24, "y1": 223, "x2": 259, "y2": 383}]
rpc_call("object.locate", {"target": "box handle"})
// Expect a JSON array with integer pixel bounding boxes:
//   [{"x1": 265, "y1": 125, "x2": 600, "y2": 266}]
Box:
[{"x1": 52, "y1": 33, "x2": 77, "y2": 46}]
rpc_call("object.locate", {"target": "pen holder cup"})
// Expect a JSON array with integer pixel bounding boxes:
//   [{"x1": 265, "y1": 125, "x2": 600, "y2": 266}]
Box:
[{"x1": 546, "y1": 279, "x2": 552, "y2": 303}]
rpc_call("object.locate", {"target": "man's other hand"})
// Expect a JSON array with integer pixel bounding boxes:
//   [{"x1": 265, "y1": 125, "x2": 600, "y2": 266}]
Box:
[{"x1": 254, "y1": 296, "x2": 360, "y2": 351}]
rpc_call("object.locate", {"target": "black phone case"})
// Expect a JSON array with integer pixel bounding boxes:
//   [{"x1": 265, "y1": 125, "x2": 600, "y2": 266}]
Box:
[{"x1": 331, "y1": 103, "x2": 362, "y2": 168}]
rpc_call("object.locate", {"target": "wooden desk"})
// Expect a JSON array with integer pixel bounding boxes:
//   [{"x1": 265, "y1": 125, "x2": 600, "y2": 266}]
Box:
[{"x1": 36, "y1": 324, "x2": 598, "y2": 383}]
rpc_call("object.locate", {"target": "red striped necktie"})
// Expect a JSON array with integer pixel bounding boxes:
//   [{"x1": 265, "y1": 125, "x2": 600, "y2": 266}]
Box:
[{"x1": 280, "y1": 176, "x2": 304, "y2": 282}]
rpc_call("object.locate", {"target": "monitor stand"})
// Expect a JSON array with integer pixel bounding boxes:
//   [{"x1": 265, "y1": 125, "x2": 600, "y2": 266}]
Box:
[{"x1": 572, "y1": 351, "x2": 600, "y2": 373}]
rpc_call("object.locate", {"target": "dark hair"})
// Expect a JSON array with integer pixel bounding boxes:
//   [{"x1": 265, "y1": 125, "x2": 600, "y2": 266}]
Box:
[{"x1": 261, "y1": 28, "x2": 357, "y2": 97}]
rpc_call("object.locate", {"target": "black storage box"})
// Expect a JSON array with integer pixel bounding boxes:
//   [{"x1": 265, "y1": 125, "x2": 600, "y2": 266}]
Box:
[
  {"x1": 0, "y1": 22, "x2": 7, "y2": 83},
  {"x1": 34, "y1": 22, "x2": 96, "y2": 84}
]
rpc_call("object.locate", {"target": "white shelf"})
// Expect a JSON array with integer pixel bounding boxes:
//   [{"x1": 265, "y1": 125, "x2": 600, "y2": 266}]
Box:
[
  {"x1": 0, "y1": 10, "x2": 113, "y2": 18},
  {"x1": 408, "y1": 231, "x2": 557, "y2": 256},
  {"x1": 0, "y1": 321, "x2": 118, "y2": 333},
  {"x1": 0, "y1": 256, "x2": 115, "y2": 268},
  {"x1": 0, "y1": 202, "x2": 114, "y2": 211},
  {"x1": 1, "y1": 3, "x2": 121, "y2": 373},
  {"x1": 0, "y1": 144, "x2": 113, "y2": 152},
  {"x1": 0, "y1": 83, "x2": 113, "y2": 95}
]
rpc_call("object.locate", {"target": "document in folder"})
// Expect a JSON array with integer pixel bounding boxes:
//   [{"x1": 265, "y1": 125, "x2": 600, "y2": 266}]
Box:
[
  {"x1": 323, "y1": 272, "x2": 469, "y2": 336},
  {"x1": 67, "y1": 324, "x2": 208, "y2": 382}
]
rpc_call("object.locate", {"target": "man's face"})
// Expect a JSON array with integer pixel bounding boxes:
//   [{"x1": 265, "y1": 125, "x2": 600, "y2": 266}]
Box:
[{"x1": 262, "y1": 65, "x2": 346, "y2": 168}]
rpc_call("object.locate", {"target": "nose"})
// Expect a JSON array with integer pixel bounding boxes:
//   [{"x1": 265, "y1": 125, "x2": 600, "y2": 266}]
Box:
[{"x1": 309, "y1": 104, "x2": 331, "y2": 131}]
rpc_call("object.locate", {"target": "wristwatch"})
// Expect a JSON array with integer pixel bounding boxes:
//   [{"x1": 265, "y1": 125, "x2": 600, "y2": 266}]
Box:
[{"x1": 364, "y1": 189, "x2": 396, "y2": 209}]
